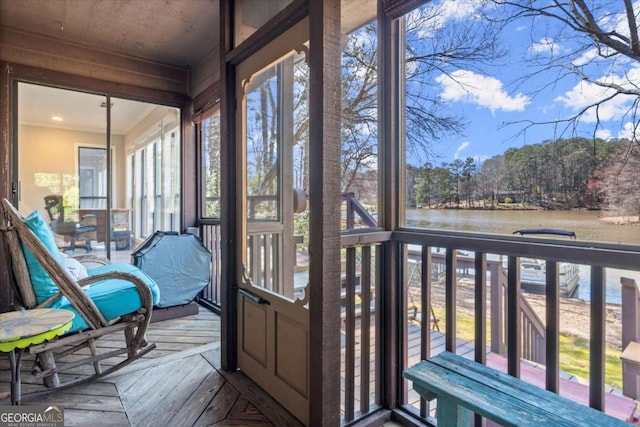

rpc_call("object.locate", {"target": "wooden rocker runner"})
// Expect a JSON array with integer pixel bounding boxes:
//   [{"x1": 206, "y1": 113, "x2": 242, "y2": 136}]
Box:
[{"x1": 0, "y1": 198, "x2": 160, "y2": 396}]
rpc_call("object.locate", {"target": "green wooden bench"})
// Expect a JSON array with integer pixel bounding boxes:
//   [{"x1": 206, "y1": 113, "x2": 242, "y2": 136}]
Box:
[{"x1": 403, "y1": 351, "x2": 633, "y2": 427}]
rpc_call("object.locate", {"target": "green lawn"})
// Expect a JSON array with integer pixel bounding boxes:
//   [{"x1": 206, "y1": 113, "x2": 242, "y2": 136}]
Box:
[{"x1": 410, "y1": 305, "x2": 623, "y2": 390}]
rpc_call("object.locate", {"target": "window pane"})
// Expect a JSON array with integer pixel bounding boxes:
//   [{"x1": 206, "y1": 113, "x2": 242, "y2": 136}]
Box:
[
  {"x1": 245, "y1": 62, "x2": 282, "y2": 222},
  {"x1": 78, "y1": 147, "x2": 107, "y2": 209},
  {"x1": 203, "y1": 111, "x2": 221, "y2": 218},
  {"x1": 17, "y1": 82, "x2": 108, "y2": 254},
  {"x1": 341, "y1": 19, "x2": 378, "y2": 231},
  {"x1": 114, "y1": 98, "x2": 181, "y2": 242}
]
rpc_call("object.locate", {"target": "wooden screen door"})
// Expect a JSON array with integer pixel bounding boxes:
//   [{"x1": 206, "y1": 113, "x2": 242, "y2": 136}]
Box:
[{"x1": 235, "y1": 18, "x2": 311, "y2": 425}]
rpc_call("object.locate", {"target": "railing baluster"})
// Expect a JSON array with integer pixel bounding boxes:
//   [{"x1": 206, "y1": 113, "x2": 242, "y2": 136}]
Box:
[
  {"x1": 360, "y1": 245, "x2": 371, "y2": 414},
  {"x1": 374, "y1": 244, "x2": 382, "y2": 406},
  {"x1": 198, "y1": 223, "x2": 222, "y2": 308},
  {"x1": 421, "y1": 246, "x2": 431, "y2": 359},
  {"x1": 474, "y1": 252, "x2": 487, "y2": 427},
  {"x1": 489, "y1": 263, "x2": 504, "y2": 355},
  {"x1": 344, "y1": 246, "x2": 356, "y2": 421},
  {"x1": 590, "y1": 266, "x2": 606, "y2": 411},
  {"x1": 546, "y1": 260, "x2": 560, "y2": 393},
  {"x1": 445, "y1": 248, "x2": 457, "y2": 352},
  {"x1": 507, "y1": 256, "x2": 521, "y2": 378},
  {"x1": 475, "y1": 252, "x2": 487, "y2": 364},
  {"x1": 420, "y1": 245, "x2": 432, "y2": 418}
]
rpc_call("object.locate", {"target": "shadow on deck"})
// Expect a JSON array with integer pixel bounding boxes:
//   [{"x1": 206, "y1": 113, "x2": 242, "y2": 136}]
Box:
[{"x1": 403, "y1": 322, "x2": 639, "y2": 424}]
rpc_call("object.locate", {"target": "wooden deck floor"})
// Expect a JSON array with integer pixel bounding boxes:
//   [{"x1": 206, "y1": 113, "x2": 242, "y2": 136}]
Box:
[
  {"x1": 3, "y1": 306, "x2": 637, "y2": 425},
  {"x1": 0, "y1": 308, "x2": 303, "y2": 427}
]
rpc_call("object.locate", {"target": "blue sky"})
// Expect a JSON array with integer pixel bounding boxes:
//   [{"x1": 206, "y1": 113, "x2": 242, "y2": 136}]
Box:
[{"x1": 417, "y1": 0, "x2": 640, "y2": 166}]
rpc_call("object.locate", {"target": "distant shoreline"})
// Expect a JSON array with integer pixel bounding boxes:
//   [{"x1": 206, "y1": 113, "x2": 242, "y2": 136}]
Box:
[
  {"x1": 600, "y1": 215, "x2": 640, "y2": 226},
  {"x1": 414, "y1": 205, "x2": 640, "y2": 226}
]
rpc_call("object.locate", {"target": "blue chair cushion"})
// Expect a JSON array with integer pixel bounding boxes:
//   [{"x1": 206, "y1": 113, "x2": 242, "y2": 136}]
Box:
[
  {"x1": 48, "y1": 263, "x2": 160, "y2": 333},
  {"x1": 21, "y1": 210, "x2": 67, "y2": 304}
]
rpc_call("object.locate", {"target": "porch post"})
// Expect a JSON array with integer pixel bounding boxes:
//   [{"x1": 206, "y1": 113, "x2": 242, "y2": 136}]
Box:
[
  {"x1": 308, "y1": 0, "x2": 342, "y2": 425},
  {"x1": 219, "y1": 0, "x2": 237, "y2": 371},
  {"x1": 0, "y1": 63, "x2": 14, "y2": 313},
  {"x1": 379, "y1": 5, "x2": 402, "y2": 408}
]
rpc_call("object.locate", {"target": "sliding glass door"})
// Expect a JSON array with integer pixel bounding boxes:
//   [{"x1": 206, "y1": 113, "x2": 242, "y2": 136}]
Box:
[{"x1": 16, "y1": 82, "x2": 181, "y2": 258}]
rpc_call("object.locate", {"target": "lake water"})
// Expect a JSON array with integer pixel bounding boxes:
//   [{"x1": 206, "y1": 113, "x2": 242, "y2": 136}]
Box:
[{"x1": 405, "y1": 208, "x2": 640, "y2": 304}]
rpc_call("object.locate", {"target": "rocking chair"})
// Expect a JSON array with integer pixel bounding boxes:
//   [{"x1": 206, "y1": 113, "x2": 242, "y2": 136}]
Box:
[{"x1": 0, "y1": 198, "x2": 160, "y2": 395}]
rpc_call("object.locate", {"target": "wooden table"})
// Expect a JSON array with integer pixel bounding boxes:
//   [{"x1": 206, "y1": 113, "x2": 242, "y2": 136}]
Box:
[{"x1": 0, "y1": 309, "x2": 74, "y2": 405}]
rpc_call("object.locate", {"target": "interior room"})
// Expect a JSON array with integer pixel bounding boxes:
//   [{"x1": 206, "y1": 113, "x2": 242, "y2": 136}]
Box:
[{"x1": 1, "y1": 1, "x2": 640, "y2": 426}]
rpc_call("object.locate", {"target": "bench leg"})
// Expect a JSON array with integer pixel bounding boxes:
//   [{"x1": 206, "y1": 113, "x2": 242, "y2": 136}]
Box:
[{"x1": 437, "y1": 397, "x2": 471, "y2": 427}]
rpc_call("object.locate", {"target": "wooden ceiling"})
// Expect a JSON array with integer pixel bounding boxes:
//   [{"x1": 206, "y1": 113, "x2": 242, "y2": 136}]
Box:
[{"x1": 0, "y1": 0, "x2": 219, "y2": 68}]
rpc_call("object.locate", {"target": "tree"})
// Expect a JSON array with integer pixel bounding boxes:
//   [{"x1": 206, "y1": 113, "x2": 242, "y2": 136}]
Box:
[
  {"x1": 488, "y1": 1, "x2": 640, "y2": 142},
  {"x1": 341, "y1": 24, "x2": 379, "y2": 197},
  {"x1": 603, "y1": 139, "x2": 640, "y2": 215},
  {"x1": 204, "y1": 113, "x2": 221, "y2": 217},
  {"x1": 462, "y1": 157, "x2": 477, "y2": 207},
  {"x1": 478, "y1": 155, "x2": 506, "y2": 208},
  {"x1": 404, "y1": 2, "x2": 505, "y2": 163}
]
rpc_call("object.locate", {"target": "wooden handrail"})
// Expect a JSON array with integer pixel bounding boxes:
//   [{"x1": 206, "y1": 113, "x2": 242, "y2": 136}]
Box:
[
  {"x1": 489, "y1": 261, "x2": 546, "y2": 364},
  {"x1": 342, "y1": 192, "x2": 377, "y2": 230}
]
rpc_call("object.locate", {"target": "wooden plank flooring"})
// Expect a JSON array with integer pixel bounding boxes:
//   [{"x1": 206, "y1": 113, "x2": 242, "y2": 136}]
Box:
[{"x1": 0, "y1": 308, "x2": 303, "y2": 427}]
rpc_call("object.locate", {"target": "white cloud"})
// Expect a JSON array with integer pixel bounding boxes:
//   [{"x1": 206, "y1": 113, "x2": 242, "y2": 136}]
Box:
[
  {"x1": 572, "y1": 47, "x2": 606, "y2": 67},
  {"x1": 454, "y1": 141, "x2": 470, "y2": 159},
  {"x1": 439, "y1": 0, "x2": 484, "y2": 21},
  {"x1": 554, "y1": 66, "x2": 640, "y2": 122},
  {"x1": 412, "y1": 0, "x2": 485, "y2": 38},
  {"x1": 530, "y1": 37, "x2": 560, "y2": 55},
  {"x1": 436, "y1": 70, "x2": 531, "y2": 113},
  {"x1": 595, "y1": 128, "x2": 612, "y2": 140},
  {"x1": 605, "y1": 1, "x2": 640, "y2": 37},
  {"x1": 571, "y1": 2, "x2": 640, "y2": 67},
  {"x1": 618, "y1": 121, "x2": 640, "y2": 140}
]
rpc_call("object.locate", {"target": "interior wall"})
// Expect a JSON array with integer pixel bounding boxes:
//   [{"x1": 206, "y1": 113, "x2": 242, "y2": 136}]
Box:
[{"x1": 18, "y1": 125, "x2": 125, "y2": 216}]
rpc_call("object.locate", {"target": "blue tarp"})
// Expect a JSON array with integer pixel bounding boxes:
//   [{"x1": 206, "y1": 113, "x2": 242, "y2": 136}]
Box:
[{"x1": 132, "y1": 231, "x2": 211, "y2": 308}]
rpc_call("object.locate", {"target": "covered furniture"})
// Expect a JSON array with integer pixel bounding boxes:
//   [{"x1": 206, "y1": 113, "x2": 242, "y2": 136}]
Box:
[
  {"x1": 44, "y1": 195, "x2": 97, "y2": 252},
  {"x1": 0, "y1": 198, "x2": 160, "y2": 393},
  {"x1": 133, "y1": 231, "x2": 211, "y2": 308},
  {"x1": 132, "y1": 231, "x2": 211, "y2": 320}
]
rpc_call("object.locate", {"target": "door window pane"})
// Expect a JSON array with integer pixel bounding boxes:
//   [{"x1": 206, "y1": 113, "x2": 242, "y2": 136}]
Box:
[{"x1": 242, "y1": 48, "x2": 309, "y2": 300}]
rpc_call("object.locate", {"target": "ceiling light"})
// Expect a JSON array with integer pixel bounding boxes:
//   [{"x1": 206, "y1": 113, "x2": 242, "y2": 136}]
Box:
[{"x1": 51, "y1": 116, "x2": 63, "y2": 122}]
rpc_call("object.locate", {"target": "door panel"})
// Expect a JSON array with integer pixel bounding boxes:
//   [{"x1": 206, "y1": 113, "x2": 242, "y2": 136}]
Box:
[
  {"x1": 236, "y1": 17, "x2": 310, "y2": 425},
  {"x1": 241, "y1": 299, "x2": 268, "y2": 366}
]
